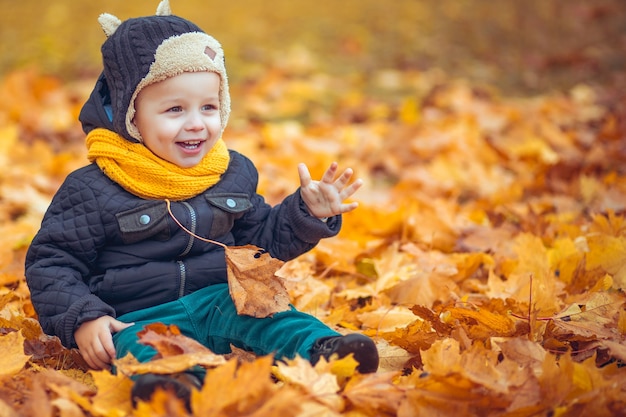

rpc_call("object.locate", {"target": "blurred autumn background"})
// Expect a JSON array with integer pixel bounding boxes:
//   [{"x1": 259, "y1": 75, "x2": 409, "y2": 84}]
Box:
[{"x1": 2, "y1": 0, "x2": 626, "y2": 416}]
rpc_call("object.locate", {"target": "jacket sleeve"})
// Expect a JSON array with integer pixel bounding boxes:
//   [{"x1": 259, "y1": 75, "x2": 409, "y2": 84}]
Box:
[
  {"x1": 25, "y1": 174, "x2": 115, "y2": 348},
  {"x1": 231, "y1": 156, "x2": 342, "y2": 261}
]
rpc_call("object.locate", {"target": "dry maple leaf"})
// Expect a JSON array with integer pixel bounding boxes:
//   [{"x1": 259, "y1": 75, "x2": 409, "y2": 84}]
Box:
[
  {"x1": 549, "y1": 292, "x2": 623, "y2": 339},
  {"x1": 442, "y1": 305, "x2": 517, "y2": 339},
  {"x1": 115, "y1": 352, "x2": 226, "y2": 377},
  {"x1": 223, "y1": 343, "x2": 259, "y2": 363},
  {"x1": 33, "y1": 368, "x2": 96, "y2": 417},
  {"x1": 225, "y1": 245, "x2": 290, "y2": 318},
  {"x1": 342, "y1": 371, "x2": 405, "y2": 416},
  {"x1": 585, "y1": 233, "x2": 626, "y2": 289},
  {"x1": 88, "y1": 370, "x2": 135, "y2": 417},
  {"x1": 273, "y1": 356, "x2": 344, "y2": 412},
  {"x1": 114, "y1": 323, "x2": 226, "y2": 376},
  {"x1": 492, "y1": 337, "x2": 547, "y2": 373},
  {"x1": 381, "y1": 318, "x2": 438, "y2": 354},
  {"x1": 398, "y1": 371, "x2": 510, "y2": 417},
  {"x1": 133, "y1": 389, "x2": 189, "y2": 417},
  {"x1": 136, "y1": 322, "x2": 224, "y2": 358},
  {"x1": 0, "y1": 331, "x2": 30, "y2": 376},
  {"x1": 192, "y1": 356, "x2": 303, "y2": 417}
]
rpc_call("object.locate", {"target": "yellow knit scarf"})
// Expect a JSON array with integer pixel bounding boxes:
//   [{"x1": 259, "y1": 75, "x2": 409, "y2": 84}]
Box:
[{"x1": 86, "y1": 128, "x2": 230, "y2": 200}]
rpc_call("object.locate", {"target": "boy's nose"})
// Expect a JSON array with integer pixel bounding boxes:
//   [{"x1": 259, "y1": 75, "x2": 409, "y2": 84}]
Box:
[{"x1": 184, "y1": 111, "x2": 205, "y2": 130}]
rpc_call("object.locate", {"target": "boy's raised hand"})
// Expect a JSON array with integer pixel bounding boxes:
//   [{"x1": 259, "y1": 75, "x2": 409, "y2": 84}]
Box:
[{"x1": 298, "y1": 162, "x2": 363, "y2": 219}]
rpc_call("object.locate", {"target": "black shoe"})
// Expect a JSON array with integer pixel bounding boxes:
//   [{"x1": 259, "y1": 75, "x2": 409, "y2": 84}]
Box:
[
  {"x1": 131, "y1": 372, "x2": 202, "y2": 411},
  {"x1": 309, "y1": 333, "x2": 379, "y2": 373}
]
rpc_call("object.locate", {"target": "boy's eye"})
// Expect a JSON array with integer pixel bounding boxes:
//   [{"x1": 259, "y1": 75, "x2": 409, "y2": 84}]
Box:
[
  {"x1": 202, "y1": 104, "x2": 217, "y2": 111},
  {"x1": 167, "y1": 106, "x2": 183, "y2": 112}
]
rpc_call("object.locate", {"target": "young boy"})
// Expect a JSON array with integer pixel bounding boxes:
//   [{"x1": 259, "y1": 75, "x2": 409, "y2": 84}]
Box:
[{"x1": 25, "y1": 0, "x2": 378, "y2": 408}]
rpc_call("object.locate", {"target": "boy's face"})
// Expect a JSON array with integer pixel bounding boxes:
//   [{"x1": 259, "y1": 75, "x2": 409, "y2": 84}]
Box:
[{"x1": 133, "y1": 71, "x2": 222, "y2": 168}]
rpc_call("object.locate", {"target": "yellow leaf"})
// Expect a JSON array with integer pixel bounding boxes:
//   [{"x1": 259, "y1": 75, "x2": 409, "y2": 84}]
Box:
[
  {"x1": 192, "y1": 356, "x2": 303, "y2": 416},
  {"x1": 586, "y1": 234, "x2": 626, "y2": 288},
  {"x1": 329, "y1": 354, "x2": 359, "y2": 379},
  {"x1": 547, "y1": 237, "x2": 584, "y2": 285},
  {"x1": 0, "y1": 331, "x2": 30, "y2": 376},
  {"x1": 90, "y1": 370, "x2": 134, "y2": 417},
  {"x1": 399, "y1": 96, "x2": 420, "y2": 125},
  {"x1": 274, "y1": 356, "x2": 344, "y2": 411},
  {"x1": 342, "y1": 372, "x2": 404, "y2": 415},
  {"x1": 444, "y1": 306, "x2": 516, "y2": 339}
]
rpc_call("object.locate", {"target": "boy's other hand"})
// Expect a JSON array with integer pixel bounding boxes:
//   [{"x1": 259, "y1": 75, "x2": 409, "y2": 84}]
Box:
[
  {"x1": 298, "y1": 162, "x2": 363, "y2": 220},
  {"x1": 75, "y1": 316, "x2": 134, "y2": 370}
]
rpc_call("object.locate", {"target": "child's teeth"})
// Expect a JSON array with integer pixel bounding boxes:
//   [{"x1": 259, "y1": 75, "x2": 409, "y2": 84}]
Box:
[{"x1": 181, "y1": 141, "x2": 200, "y2": 148}]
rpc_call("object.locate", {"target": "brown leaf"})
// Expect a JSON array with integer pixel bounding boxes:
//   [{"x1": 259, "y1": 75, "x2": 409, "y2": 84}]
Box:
[
  {"x1": 410, "y1": 305, "x2": 454, "y2": 336},
  {"x1": 226, "y1": 245, "x2": 289, "y2": 318},
  {"x1": 115, "y1": 351, "x2": 226, "y2": 377},
  {"x1": 223, "y1": 344, "x2": 259, "y2": 363},
  {"x1": 137, "y1": 323, "x2": 219, "y2": 358},
  {"x1": 115, "y1": 324, "x2": 226, "y2": 376},
  {"x1": 546, "y1": 292, "x2": 625, "y2": 345}
]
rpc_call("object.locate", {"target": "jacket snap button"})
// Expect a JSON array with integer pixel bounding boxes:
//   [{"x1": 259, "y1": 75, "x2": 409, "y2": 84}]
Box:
[
  {"x1": 226, "y1": 198, "x2": 236, "y2": 208},
  {"x1": 139, "y1": 214, "x2": 151, "y2": 225}
]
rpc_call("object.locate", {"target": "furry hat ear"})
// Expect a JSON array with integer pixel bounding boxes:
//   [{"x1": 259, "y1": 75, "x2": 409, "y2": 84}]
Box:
[
  {"x1": 155, "y1": 0, "x2": 172, "y2": 16},
  {"x1": 98, "y1": 13, "x2": 122, "y2": 37}
]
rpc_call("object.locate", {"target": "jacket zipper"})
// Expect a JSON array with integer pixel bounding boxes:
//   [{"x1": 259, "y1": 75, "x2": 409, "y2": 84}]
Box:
[
  {"x1": 177, "y1": 261, "x2": 187, "y2": 299},
  {"x1": 177, "y1": 202, "x2": 197, "y2": 298},
  {"x1": 180, "y1": 202, "x2": 197, "y2": 257}
]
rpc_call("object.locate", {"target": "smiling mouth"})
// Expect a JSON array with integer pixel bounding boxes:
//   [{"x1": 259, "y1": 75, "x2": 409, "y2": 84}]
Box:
[{"x1": 178, "y1": 140, "x2": 203, "y2": 150}]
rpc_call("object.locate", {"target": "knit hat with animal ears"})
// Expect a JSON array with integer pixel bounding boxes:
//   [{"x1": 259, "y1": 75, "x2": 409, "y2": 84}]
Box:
[{"x1": 98, "y1": 0, "x2": 230, "y2": 142}]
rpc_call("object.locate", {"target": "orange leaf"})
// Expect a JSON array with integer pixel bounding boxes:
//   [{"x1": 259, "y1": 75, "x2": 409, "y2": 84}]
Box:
[
  {"x1": 193, "y1": 356, "x2": 302, "y2": 416},
  {"x1": 443, "y1": 306, "x2": 517, "y2": 339},
  {"x1": 273, "y1": 356, "x2": 344, "y2": 411},
  {"x1": 137, "y1": 323, "x2": 213, "y2": 357},
  {"x1": 115, "y1": 351, "x2": 226, "y2": 377},
  {"x1": 342, "y1": 372, "x2": 405, "y2": 415},
  {"x1": 585, "y1": 234, "x2": 626, "y2": 288},
  {"x1": 90, "y1": 370, "x2": 134, "y2": 417},
  {"x1": 115, "y1": 324, "x2": 227, "y2": 375},
  {"x1": 0, "y1": 331, "x2": 30, "y2": 376},
  {"x1": 226, "y1": 245, "x2": 289, "y2": 318}
]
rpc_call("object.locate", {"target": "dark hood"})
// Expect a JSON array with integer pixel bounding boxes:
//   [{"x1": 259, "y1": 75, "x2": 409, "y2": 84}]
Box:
[{"x1": 78, "y1": 72, "x2": 117, "y2": 136}]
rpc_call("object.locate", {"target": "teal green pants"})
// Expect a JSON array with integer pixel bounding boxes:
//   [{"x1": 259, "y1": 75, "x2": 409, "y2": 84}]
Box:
[{"x1": 113, "y1": 283, "x2": 339, "y2": 368}]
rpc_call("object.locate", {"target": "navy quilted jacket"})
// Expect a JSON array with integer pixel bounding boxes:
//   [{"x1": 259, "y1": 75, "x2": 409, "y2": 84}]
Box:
[{"x1": 25, "y1": 73, "x2": 341, "y2": 349}]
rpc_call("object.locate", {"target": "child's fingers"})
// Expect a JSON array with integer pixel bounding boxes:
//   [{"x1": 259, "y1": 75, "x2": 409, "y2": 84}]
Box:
[
  {"x1": 322, "y1": 162, "x2": 339, "y2": 183},
  {"x1": 340, "y1": 201, "x2": 359, "y2": 213},
  {"x1": 298, "y1": 163, "x2": 312, "y2": 187},
  {"x1": 340, "y1": 178, "x2": 363, "y2": 200}
]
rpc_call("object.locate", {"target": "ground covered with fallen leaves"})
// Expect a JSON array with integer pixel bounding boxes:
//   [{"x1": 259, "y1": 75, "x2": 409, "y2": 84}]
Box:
[{"x1": 2, "y1": 1, "x2": 626, "y2": 416}]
